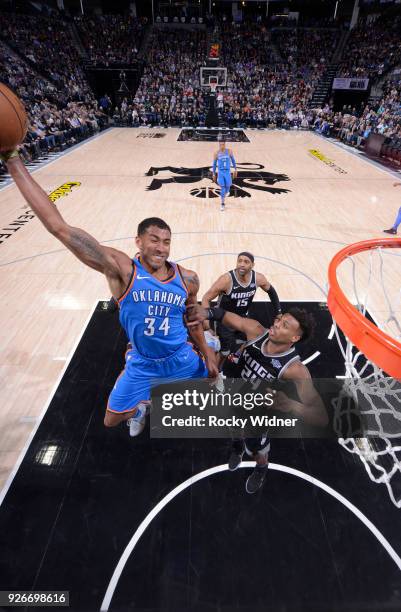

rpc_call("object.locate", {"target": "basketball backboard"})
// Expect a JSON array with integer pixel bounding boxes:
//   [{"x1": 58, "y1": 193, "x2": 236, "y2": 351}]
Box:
[{"x1": 200, "y1": 67, "x2": 227, "y2": 88}]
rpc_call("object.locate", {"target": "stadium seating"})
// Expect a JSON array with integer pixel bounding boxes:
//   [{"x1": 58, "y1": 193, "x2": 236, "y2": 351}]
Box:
[{"x1": 0, "y1": 10, "x2": 399, "y2": 164}]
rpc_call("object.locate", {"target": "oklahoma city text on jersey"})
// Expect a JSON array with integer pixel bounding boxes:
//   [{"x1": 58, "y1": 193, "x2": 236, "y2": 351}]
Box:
[{"x1": 132, "y1": 289, "x2": 186, "y2": 313}]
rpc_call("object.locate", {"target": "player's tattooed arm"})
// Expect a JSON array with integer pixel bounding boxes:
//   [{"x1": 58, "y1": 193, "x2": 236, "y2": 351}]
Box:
[
  {"x1": 180, "y1": 267, "x2": 200, "y2": 296},
  {"x1": 56, "y1": 226, "x2": 129, "y2": 275},
  {"x1": 4, "y1": 156, "x2": 130, "y2": 288}
]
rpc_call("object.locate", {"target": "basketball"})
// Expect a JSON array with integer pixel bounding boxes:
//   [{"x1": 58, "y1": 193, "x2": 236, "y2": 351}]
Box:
[{"x1": 0, "y1": 82, "x2": 28, "y2": 151}]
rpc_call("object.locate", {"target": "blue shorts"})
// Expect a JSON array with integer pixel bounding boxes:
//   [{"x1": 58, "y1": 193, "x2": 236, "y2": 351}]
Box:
[
  {"x1": 107, "y1": 343, "x2": 208, "y2": 413},
  {"x1": 217, "y1": 171, "x2": 232, "y2": 190}
]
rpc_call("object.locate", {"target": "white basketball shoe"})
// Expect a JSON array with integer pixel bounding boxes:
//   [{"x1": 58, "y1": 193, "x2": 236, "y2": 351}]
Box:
[{"x1": 127, "y1": 402, "x2": 148, "y2": 437}]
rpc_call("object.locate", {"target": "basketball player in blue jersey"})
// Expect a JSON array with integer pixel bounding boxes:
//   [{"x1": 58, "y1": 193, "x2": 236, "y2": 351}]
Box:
[
  {"x1": 383, "y1": 182, "x2": 401, "y2": 235},
  {"x1": 212, "y1": 138, "x2": 237, "y2": 211},
  {"x1": 1, "y1": 150, "x2": 219, "y2": 437},
  {"x1": 187, "y1": 304, "x2": 327, "y2": 493}
]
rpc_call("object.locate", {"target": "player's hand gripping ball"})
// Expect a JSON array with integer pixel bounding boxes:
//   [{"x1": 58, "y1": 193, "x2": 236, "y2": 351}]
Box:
[{"x1": 0, "y1": 83, "x2": 28, "y2": 151}]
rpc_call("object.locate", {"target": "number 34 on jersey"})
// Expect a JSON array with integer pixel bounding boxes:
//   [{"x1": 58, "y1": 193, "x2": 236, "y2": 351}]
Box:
[
  {"x1": 144, "y1": 316, "x2": 171, "y2": 336},
  {"x1": 143, "y1": 304, "x2": 171, "y2": 336}
]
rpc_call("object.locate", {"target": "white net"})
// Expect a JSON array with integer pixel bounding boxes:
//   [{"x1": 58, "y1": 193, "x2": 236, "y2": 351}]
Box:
[{"x1": 331, "y1": 244, "x2": 401, "y2": 507}]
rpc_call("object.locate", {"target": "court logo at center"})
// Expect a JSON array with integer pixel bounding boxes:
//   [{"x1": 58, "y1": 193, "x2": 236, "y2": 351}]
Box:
[{"x1": 145, "y1": 163, "x2": 290, "y2": 198}]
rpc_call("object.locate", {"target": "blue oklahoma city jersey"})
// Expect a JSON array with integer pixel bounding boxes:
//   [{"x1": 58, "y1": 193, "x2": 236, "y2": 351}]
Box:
[
  {"x1": 217, "y1": 149, "x2": 232, "y2": 173},
  {"x1": 119, "y1": 258, "x2": 188, "y2": 359}
]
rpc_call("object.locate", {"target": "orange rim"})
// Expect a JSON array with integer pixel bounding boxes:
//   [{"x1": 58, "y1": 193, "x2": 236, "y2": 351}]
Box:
[{"x1": 327, "y1": 238, "x2": 401, "y2": 378}]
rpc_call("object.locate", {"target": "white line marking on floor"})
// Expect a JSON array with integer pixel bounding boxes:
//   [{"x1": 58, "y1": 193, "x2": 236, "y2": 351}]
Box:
[
  {"x1": 0, "y1": 302, "x2": 99, "y2": 507},
  {"x1": 100, "y1": 461, "x2": 401, "y2": 611}
]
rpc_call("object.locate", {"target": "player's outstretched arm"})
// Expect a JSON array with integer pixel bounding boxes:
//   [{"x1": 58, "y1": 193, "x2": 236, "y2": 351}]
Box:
[
  {"x1": 256, "y1": 272, "x2": 271, "y2": 292},
  {"x1": 229, "y1": 148, "x2": 237, "y2": 178},
  {"x1": 256, "y1": 272, "x2": 282, "y2": 316},
  {"x1": 213, "y1": 309, "x2": 265, "y2": 340},
  {"x1": 3, "y1": 153, "x2": 131, "y2": 287},
  {"x1": 201, "y1": 273, "x2": 231, "y2": 330},
  {"x1": 212, "y1": 152, "x2": 217, "y2": 182},
  {"x1": 201, "y1": 273, "x2": 230, "y2": 307},
  {"x1": 187, "y1": 304, "x2": 265, "y2": 341},
  {"x1": 180, "y1": 266, "x2": 219, "y2": 378},
  {"x1": 4, "y1": 152, "x2": 67, "y2": 234}
]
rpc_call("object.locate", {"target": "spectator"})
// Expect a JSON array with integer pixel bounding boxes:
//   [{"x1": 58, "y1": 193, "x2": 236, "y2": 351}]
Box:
[{"x1": 74, "y1": 15, "x2": 146, "y2": 66}]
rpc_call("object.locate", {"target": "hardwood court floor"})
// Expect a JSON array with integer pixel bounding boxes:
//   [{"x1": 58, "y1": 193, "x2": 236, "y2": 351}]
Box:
[{"x1": 0, "y1": 128, "x2": 400, "y2": 494}]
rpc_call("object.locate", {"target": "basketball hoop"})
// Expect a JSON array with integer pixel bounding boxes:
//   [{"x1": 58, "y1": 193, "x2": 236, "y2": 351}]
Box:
[
  {"x1": 328, "y1": 238, "x2": 401, "y2": 378},
  {"x1": 328, "y1": 237, "x2": 401, "y2": 507}
]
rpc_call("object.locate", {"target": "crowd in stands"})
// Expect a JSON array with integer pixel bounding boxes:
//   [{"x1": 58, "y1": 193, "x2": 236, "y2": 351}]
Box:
[
  {"x1": 312, "y1": 98, "x2": 400, "y2": 147},
  {"x1": 0, "y1": 13, "x2": 107, "y2": 166},
  {"x1": 311, "y1": 66, "x2": 401, "y2": 146},
  {"x1": 0, "y1": 12, "x2": 92, "y2": 103},
  {"x1": 123, "y1": 18, "x2": 400, "y2": 149},
  {"x1": 74, "y1": 15, "x2": 146, "y2": 66},
  {"x1": 125, "y1": 22, "x2": 340, "y2": 129},
  {"x1": 0, "y1": 40, "x2": 57, "y2": 105},
  {"x1": 338, "y1": 15, "x2": 401, "y2": 80},
  {"x1": 272, "y1": 28, "x2": 340, "y2": 81},
  {"x1": 0, "y1": 9, "x2": 400, "y2": 167},
  {"x1": 131, "y1": 28, "x2": 208, "y2": 126},
  {"x1": 214, "y1": 24, "x2": 340, "y2": 126},
  {"x1": 16, "y1": 99, "x2": 106, "y2": 162}
]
